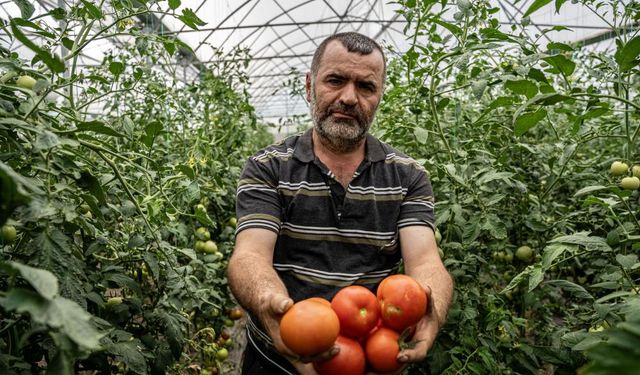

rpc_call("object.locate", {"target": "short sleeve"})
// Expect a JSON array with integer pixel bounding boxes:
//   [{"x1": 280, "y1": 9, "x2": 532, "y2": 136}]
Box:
[
  {"x1": 235, "y1": 156, "x2": 282, "y2": 235},
  {"x1": 397, "y1": 168, "x2": 435, "y2": 231}
]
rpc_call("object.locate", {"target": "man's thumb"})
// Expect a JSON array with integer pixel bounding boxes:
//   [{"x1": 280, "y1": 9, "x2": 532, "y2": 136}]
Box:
[{"x1": 270, "y1": 295, "x2": 293, "y2": 315}]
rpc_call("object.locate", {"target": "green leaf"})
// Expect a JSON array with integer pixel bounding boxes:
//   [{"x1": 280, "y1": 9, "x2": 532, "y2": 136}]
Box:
[
  {"x1": 105, "y1": 340, "x2": 147, "y2": 374},
  {"x1": 616, "y1": 254, "x2": 638, "y2": 270},
  {"x1": 523, "y1": 0, "x2": 553, "y2": 17},
  {"x1": 12, "y1": 0, "x2": 35, "y2": 19},
  {"x1": 177, "y1": 8, "x2": 206, "y2": 30},
  {"x1": 414, "y1": 127, "x2": 429, "y2": 144},
  {"x1": 1, "y1": 261, "x2": 59, "y2": 299},
  {"x1": 0, "y1": 289, "x2": 103, "y2": 349},
  {"x1": 528, "y1": 265, "x2": 544, "y2": 291},
  {"x1": 127, "y1": 234, "x2": 146, "y2": 249},
  {"x1": 434, "y1": 19, "x2": 462, "y2": 36},
  {"x1": 546, "y1": 280, "x2": 593, "y2": 299},
  {"x1": 0, "y1": 161, "x2": 36, "y2": 225},
  {"x1": 505, "y1": 79, "x2": 538, "y2": 99},
  {"x1": 143, "y1": 121, "x2": 163, "y2": 148},
  {"x1": 514, "y1": 108, "x2": 547, "y2": 136},
  {"x1": 614, "y1": 36, "x2": 640, "y2": 72},
  {"x1": 77, "y1": 120, "x2": 125, "y2": 137},
  {"x1": 105, "y1": 273, "x2": 141, "y2": 295},
  {"x1": 487, "y1": 96, "x2": 513, "y2": 109},
  {"x1": 176, "y1": 164, "x2": 194, "y2": 179},
  {"x1": 168, "y1": 0, "x2": 181, "y2": 10},
  {"x1": 547, "y1": 42, "x2": 574, "y2": 52},
  {"x1": 34, "y1": 130, "x2": 60, "y2": 151},
  {"x1": 550, "y1": 233, "x2": 611, "y2": 252},
  {"x1": 10, "y1": 19, "x2": 65, "y2": 73},
  {"x1": 574, "y1": 185, "x2": 608, "y2": 197},
  {"x1": 471, "y1": 79, "x2": 488, "y2": 99},
  {"x1": 109, "y1": 61, "x2": 125, "y2": 76},
  {"x1": 77, "y1": 170, "x2": 107, "y2": 206},
  {"x1": 555, "y1": 0, "x2": 568, "y2": 12},
  {"x1": 543, "y1": 54, "x2": 576, "y2": 76},
  {"x1": 542, "y1": 243, "x2": 570, "y2": 269},
  {"x1": 81, "y1": 0, "x2": 103, "y2": 19},
  {"x1": 51, "y1": 297, "x2": 103, "y2": 349}
]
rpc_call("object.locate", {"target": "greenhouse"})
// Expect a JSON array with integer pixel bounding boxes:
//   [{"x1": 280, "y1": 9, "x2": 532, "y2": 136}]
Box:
[{"x1": 0, "y1": 0, "x2": 639, "y2": 374}]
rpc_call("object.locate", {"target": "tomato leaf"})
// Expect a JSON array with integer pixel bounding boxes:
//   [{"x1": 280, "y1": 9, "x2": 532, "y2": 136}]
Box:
[
  {"x1": 11, "y1": 0, "x2": 35, "y2": 19},
  {"x1": 9, "y1": 19, "x2": 65, "y2": 73},
  {"x1": 168, "y1": 0, "x2": 181, "y2": 10},
  {"x1": 546, "y1": 280, "x2": 593, "y2": 300},
  {"x1": 514, "y1": 108, "x2": 547, "y2": 136},
  {"x1": 543, "y1": 54, "x2": 576, "y2": 76},
  {"x1": 0, "y1": 261, "x2": 59, "y2": 299},
  {"x1": 177, "y1": 8, "x2": 206, "y2": 30},
  {"x1": 77, "y1": 120, "x2": 125, "y2": 137},
  {"x1": 0, "y1": 161, "x2": 35, "y2": 225},
  {"x1": 614, "y1": 35, "x2": 640, "y2": 72},
  {"x1": 505, "y1": 79, "x2": 538, "y2": 99},
  {"x1": 523, "y1": 0, "x2": 553, "y2": 17}
]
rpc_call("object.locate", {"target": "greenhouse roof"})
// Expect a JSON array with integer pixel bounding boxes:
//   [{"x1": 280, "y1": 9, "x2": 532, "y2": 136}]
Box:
[{"x1": 0, "y1": 0, "x2": 630, "y2": 122}]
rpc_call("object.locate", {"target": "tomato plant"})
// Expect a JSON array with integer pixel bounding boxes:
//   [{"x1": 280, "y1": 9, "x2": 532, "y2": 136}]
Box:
[
  {"x1": 377, "y1": 274, "x2": 428, "y2": 332},
  {"x1": 0, "y1": 2, "x2": 273, "y2": 374},
  {"x1": 313, "y1": 335, "x2": 366, "y2": 375},
  {"x1": 280, "y1": 297, "x2": 340, "y2": 357},
  {"x1": 331, "y1": 285, "x2": 380, "y2": 339}
]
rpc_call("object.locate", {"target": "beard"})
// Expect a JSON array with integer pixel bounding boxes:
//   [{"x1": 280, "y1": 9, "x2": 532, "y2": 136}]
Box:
[{"x1": 310, "y1": 92, "x2": 376, "y2": 153}]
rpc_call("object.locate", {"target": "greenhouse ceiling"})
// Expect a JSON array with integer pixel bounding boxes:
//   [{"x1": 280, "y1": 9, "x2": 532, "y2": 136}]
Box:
[{"x1": 0, "y1": 0, "x2": 631, "y2": 122}]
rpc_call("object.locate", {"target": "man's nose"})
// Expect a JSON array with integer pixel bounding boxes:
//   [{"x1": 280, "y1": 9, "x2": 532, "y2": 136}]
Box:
[{"x1": 338, "y1": 82, "x2": 358, "y2": 106}]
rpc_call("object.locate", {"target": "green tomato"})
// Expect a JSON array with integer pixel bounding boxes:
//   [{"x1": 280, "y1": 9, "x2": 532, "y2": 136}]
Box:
[
  {"x1": 16, "y1": 75, "x2": 37, "y2": 89},
  {"x1": 203, "y1": 240, "x2": 218, "y2": 254},
  {"x1": 503, "y1": 251, "x2": 513, "y2": 263},
  {"x1": 107, "y1": 297, "x2": 123, "y2": 306},
  {"x1": 215, "y1": 348, "x2": 229, "y2": 361},
  {"x1": 224, "y1": 338, "x2": 233, "y2": 348},
  {"x1": 196, "y1": 227, "x2": 211, "y2": 240},
  {"x1": 632, "y1": 165, "x2": 640, "y2": 178},
  {"x1": 1, "y1": 225, "x2": 17, "y2": 243},
  {"x1": 223, "y1": 318, "x2": 234, "y2": 327},
  {"x1": 610, "y1": 161, "x2": 629, "y2": 176},
  {"x1": 515, "y1": 245, "x2": 533, "y2": 262},
  {"x1": 228, "y1": 217, "x2": 237, "y2": 227},
  {"x1": 434, "y1": 228, "x2": 442, "y2": 245},
  {"x1": 195, "y1": 240, "x2": 206, "y2": 252},
  {"x1": 620, "y1": 176, "x2": 640, "y2": 190}
]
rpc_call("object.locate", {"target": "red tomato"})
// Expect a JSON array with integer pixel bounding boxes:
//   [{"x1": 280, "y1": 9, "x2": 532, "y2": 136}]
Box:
[
  {"x1": 365, "y1": 327, "x2": 401, "y2": 373},
  {"x1": 331, "y1": 285, "x2": 380, "y2": 339},
  {"x1": 313, "y1": 335, "x2": 365, "y2": 375},
  {"x1": 280, "y1": 298, "x2": 340, "y2": 357},
  {"x1": 377, "y1": 274, "x2": 428, "y2": 332}
]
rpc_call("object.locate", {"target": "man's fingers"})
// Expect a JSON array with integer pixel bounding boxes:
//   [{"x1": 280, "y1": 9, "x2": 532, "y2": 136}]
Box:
[
  {"x1": 398, "y1": 340, "x2": 428, "y2": 363},
  {"x1": 298, "y1": 345, "x2": 340, "y2": 363}
]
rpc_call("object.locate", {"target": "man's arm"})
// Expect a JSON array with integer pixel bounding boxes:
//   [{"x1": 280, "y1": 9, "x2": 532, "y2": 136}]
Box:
[
  {"x1": 227, "y1": 228, "x2": 325, "y2": 375},
  {"x1": 397, "y1": 225, "x2": 453, "y2": 363}
]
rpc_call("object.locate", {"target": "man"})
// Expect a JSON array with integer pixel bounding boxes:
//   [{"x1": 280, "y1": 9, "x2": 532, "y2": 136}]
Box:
[{"x1": 227, "y1": 32, "x2": 453, "y2": 375}]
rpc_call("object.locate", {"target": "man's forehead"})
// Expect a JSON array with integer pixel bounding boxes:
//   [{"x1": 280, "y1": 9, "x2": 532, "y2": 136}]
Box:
[{"x1": 317, "y1": 41, "x2": 384, "y2": 77}]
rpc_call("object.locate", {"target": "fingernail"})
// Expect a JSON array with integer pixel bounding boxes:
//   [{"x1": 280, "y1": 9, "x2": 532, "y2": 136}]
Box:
[
  {"x1": 330, "y1": 346, "x2": 340, "y2": 355},
  {"x1": 398, "y1": 355, "x2": 408, "y2": 362}
]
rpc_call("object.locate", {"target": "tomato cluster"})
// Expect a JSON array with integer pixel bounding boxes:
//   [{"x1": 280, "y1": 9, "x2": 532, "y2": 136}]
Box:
[{"x1": 280, "y1": 274, "x2": 428, "y2": 375}]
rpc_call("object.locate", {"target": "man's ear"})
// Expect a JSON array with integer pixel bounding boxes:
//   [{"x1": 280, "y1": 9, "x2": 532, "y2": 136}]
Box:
[{"x1": 305, "y1": 73, "x2": 312, "y2": 102}]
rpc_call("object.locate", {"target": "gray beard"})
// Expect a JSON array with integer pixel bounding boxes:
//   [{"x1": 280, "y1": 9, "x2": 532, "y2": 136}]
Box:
[{"x1": 310, "y1": 96, "x2": 373, "y2": 154}]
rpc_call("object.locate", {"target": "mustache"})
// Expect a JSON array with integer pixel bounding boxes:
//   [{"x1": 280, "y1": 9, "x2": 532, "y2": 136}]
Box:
[{"x1": 323, "y1": 102, "x2": 365, "y2": 124}]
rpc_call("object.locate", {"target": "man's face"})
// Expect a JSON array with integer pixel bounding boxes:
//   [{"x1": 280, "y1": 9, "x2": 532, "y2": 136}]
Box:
[{"x1": 306, "y1": 41, "x2": 385, "y2": 153}]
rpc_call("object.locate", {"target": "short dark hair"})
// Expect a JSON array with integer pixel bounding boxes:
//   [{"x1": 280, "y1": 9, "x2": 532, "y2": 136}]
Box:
[{"x1": 310, "y1": 32, "x2": 386, "y2": 79}]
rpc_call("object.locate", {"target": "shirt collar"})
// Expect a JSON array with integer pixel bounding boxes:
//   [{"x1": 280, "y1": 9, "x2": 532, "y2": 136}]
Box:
[{"x1": 293, "y1": 128, "x2": 387, "y2": 163}]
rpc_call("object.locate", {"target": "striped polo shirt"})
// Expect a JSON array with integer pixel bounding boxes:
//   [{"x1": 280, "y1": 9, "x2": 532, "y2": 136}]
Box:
[
  {"x1": 236, "y1": 127, "x2": 435, "y2": 300},
  {"x1": 235, "y1": 128, "x2": 435, "y2": 367}
]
